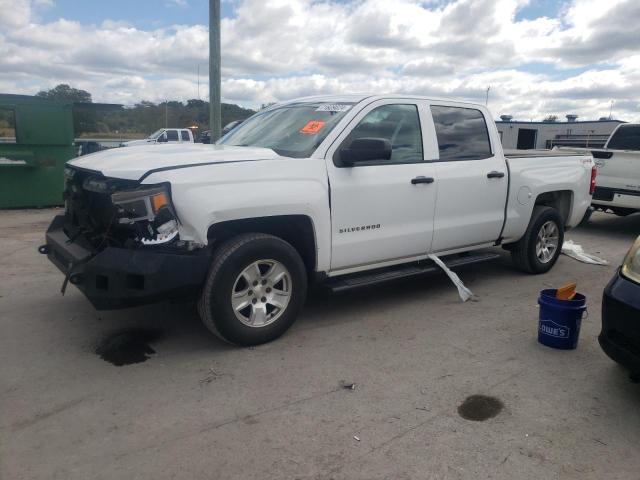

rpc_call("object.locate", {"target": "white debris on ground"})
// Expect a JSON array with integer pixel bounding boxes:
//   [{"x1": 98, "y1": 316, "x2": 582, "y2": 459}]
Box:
[
  {"x1": 428, "y1": 254, "x2": 478, "y2": 302},
  {"x1": 562, "y1": 240, "x2": 609, "y2": 265}
]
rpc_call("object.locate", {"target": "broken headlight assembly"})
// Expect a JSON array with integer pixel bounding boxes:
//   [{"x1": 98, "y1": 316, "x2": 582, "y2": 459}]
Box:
[
  {"x1": 621, "y1": 236, "x2": 640, "y2": 284},
  {"x1": 111, "y1": 185, "x2": 179, "y2": 246}
]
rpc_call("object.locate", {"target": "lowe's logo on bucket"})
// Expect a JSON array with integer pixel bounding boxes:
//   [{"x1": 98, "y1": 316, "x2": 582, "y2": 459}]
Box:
[{"x1": 539, "y1": 319, "x2": 570, "y2": 338}]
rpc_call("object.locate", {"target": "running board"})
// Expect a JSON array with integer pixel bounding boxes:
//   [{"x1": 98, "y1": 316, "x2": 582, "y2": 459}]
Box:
[{"x1": 325, "y1": 251, "x2": 501, "y2": 293}]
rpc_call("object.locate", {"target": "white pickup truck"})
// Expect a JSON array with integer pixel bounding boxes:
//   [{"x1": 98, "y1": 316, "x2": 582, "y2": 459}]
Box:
[
  {"x1": 569, "y1": 124, "x2": 639, "y2": 219},
  {"x1": 121, "y1": 128, "x2": 194, "y2": 147},
  {"x1": 42, "y1": 95, "x2": 595, "y2": 345}
]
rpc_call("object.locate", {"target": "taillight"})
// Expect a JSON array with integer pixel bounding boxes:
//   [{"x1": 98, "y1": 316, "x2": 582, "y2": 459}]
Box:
[{"x1": 589, "y1": 165, "x2": 597, "y2": 195}]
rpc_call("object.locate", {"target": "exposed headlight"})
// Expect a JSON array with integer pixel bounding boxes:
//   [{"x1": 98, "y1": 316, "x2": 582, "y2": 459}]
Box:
[
  {"x1": 621, "y1": 236, "x2": 640, "y2": 284},
  {"x1": 64, "y1": 166, "x2": 76, "y2": 182},
  {"x1": 111, "y1": 185, "x2": 179, "y2": 245}
]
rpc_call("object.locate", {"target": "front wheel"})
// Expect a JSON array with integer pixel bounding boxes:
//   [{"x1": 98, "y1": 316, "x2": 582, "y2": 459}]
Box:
[
  {"x1": 510, "y1": 206, "x2": 564, "y2": 274},
  {"x1": 198, "y1": 233, "x2": 308, "y2": 346}
]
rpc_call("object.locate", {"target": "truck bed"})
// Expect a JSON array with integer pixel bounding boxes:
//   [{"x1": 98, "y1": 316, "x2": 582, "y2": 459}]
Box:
[{"x1": 504, "y1": 149, "x2": 586, "y2": 158}]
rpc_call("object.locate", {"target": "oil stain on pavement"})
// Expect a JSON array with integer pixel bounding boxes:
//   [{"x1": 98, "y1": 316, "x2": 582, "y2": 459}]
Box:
[
  {"x1": 458, "y1": 394, "x2": 504, "y2": 421},
  {"x1": 95, "y1": 328, "x2": 162, "y2": 366}
]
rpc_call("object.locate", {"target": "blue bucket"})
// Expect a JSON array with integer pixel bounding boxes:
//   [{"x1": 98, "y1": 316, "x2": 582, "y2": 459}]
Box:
[{"x1": 538, "y1": 289, "x2": 587, "y2": 350}]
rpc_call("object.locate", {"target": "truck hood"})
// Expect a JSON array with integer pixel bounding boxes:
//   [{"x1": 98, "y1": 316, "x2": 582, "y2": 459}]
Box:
[{"x1": 68, "y1": 144, "x2": 280, "y2": 181}]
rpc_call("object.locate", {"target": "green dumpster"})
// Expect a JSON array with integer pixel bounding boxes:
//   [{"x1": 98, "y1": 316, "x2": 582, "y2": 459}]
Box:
[{"x1": 0, "y1": 94, "x2": 76, "y2": 208}]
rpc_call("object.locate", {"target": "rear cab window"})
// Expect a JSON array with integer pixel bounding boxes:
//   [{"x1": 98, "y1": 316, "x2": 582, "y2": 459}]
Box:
[
  {"x1": 430, "y1": 105, "x2": 492, "y2": 161},
  {"x1": 607, "y1": 125, "x2": 640, "y2": 151},
  {"x1": 166, "y1": 130, "x2": 179, "y2": 141}
]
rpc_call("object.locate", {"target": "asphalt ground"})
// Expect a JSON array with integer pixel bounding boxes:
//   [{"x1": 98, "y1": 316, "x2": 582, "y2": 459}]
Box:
[{"x1": 1, "y1": 208, "x2": 639, "y2": 480}]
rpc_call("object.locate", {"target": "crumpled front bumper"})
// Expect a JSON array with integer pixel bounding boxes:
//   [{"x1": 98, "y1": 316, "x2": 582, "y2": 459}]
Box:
[{"x1": 42, "y1": 215, "x2": 210, "y2": 310}]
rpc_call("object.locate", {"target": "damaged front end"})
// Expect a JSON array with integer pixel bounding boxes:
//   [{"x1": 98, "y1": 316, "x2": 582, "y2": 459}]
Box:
[
  {"x1": 40, "y1": 166, "x2": 210, "y2": 310},
  {"x1": 63, "y1": 167, "x2": 181, "y2": 250}
]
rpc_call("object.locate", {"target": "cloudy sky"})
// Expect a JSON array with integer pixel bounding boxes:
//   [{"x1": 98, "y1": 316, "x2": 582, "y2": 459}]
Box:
[{"x1": 0, "y1": 0, "x2": 638, "y2": 121}]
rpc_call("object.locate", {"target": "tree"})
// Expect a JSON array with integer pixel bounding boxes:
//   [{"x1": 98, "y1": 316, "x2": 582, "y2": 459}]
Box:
[
  {"x1": 36, "y1": 84, "x2": 92, "y2": 104},
  {"x1": 27, "y1": 87, "x2": 255, "y2": 136},
  {"x1": 542, "y1": 115, "x2": 558, "y2": 123},
  {"x1": 35, "y1": 84, "x2": 94, "y2": 134}
]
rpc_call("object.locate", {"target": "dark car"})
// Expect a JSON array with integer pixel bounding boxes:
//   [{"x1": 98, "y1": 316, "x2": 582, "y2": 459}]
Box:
[
  {"x1": 75, "y1": 140, "x2": 103, "y2": 156},
  {"x1": 200, "y1": 121, "x2": 244, "y2": 144},
  {"x1": 599, "y1": 235, "x2": 640, "y2": 377},
  {"x1": 200, "y1": 130, "x2": 211, "y2": 144},
  {"x1": 222, "y1": 119, "x2": 243, "y2": 135}
]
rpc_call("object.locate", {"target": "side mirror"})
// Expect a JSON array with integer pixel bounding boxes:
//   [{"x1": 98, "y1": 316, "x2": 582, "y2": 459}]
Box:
[{"x1": 339, "y1": 137, "x2": 391, "y2": 165}]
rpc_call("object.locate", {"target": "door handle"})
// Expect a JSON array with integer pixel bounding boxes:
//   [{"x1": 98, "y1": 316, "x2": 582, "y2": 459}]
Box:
[
  {"x1": 411, "y1": 176, "x2": 434, "y2": 185},
  {"x1": 487, "y1": 171, "x2": 505, "y2": 179}
]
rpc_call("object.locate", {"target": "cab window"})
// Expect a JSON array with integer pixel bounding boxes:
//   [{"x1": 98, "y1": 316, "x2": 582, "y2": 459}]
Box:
[
  {"x1": 166, "y1": 130, "x2": 179, "y2": 141},
  {"x1": 607, "y1": 125, "x2": 640, "y2": 151},
  {"x1": 430, "y1": 106, "x2": 492, "y2": 161},
  {"x1": 342, "y1": 104, "x2": 423, "y2": 164}
]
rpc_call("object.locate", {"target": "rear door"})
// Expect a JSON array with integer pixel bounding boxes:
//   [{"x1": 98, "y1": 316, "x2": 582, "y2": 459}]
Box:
[
  {"x1": 326, "y1": 99, "x2": 438, "y2": 271},
  {"x1": 428, "y1": 104, "x2": 508, "y2": 252}
]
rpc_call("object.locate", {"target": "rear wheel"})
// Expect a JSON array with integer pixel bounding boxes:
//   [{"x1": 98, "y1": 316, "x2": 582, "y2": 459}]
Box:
[
  {"x1": 578, "y1": 206, "x2": 593, "y2": 226},
  {"x1": 198, "y1": 233, "x2": 307, "y2": 346},
  {"x1": 510, "y1": 206, "x2": 564, "y2": 274}
]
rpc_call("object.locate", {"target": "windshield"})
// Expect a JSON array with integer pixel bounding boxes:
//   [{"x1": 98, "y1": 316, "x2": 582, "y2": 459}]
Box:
[
  {"x1": 148, "y1": 129, "x2": 165, "y2": 140},
  {"x1": 607, "y1": 125, "x2": 640, "y2": 151},
  {"x1": 218, "y1": 102, "x2": 355, "y2": 158}
]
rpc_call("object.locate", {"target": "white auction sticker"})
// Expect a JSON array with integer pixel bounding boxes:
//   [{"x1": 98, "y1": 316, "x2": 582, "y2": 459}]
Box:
[{"x1": 316, "y1": 104, "x2": 352, "y2": 112}]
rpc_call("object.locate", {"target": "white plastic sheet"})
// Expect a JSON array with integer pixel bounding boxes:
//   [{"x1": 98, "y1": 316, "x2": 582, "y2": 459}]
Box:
[
  {"x1": 428, "y1": 254, "x2": 477, "y2": 302},
  {"x1": 561, "y1": 240, "x2": 609, "y2": 265}
]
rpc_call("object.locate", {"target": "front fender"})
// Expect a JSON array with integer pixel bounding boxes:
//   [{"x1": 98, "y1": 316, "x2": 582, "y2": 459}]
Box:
[{"x1": 143, "y1": 158, "x2": 332, "y2": 271}]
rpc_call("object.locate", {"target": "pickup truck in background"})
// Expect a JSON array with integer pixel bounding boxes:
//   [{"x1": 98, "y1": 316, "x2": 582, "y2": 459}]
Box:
[
  {"x1": 560, "y1": 123, "x2": 639, "y2": 220},
  {"x1": 42, "y1": 94, "x2": 595, "y2": 346},
  {"x1": 121, "y1": 128, "x2": 194, "y2": 147}
]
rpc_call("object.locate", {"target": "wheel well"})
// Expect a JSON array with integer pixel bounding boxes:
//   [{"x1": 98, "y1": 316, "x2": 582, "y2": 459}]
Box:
[
  {"x1": 207, "y1": 215, "x2": 317, "y2": 274},
  {"x1": 534, "y1": 190, "x2": 573, "y2": 225}
]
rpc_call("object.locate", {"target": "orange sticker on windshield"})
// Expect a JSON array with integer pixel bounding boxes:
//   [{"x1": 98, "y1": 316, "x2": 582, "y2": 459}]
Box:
[{"x1": 299, "y1": 120, "x2": 326, "y2": 135}]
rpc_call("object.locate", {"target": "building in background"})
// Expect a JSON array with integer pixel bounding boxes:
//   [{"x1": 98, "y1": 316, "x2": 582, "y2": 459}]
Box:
[{"x1": 496, "y1": 114, "x2": 625, "y2": 150}]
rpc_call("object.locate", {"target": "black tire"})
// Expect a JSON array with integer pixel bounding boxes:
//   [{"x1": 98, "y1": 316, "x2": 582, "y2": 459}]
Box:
[
  {"x1": 510, "y1": 206, "x2": 564, "y2": 274},
  {"x1": 198, "y1": 233, "x2": 307, "y2": 346},
  {"x1": 578, "y1": 207, "x2": 593, "y2": 226}
]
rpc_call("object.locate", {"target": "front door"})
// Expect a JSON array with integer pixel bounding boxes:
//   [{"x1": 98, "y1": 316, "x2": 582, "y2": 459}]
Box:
[
  {"x1": 326, "y1": 100, "x2": 437, "y2": 271},
  {"x1": 428, "y1": 104, "x2": 508, "y2": 252}
]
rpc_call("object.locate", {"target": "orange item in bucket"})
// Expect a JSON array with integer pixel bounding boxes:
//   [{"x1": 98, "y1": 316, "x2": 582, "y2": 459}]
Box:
[{"x1": 556, "y1": 282, "x2": 577, "y2": 300}]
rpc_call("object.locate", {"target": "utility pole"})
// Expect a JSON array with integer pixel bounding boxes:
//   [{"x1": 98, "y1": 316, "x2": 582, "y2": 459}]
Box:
[
  {"x1": 209, "y1": 0, "x2": 221, "y2": 141},
  {"x1": 609, "y1": 100, "x2": 614, "y2": 120},
  {"x1": 485, "y1": 86, "x2": 491, "y2": 106},
  {"x1": 197, "y1": 64, "x2": 200, "y2": 100}
]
